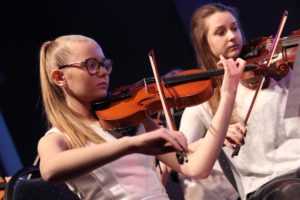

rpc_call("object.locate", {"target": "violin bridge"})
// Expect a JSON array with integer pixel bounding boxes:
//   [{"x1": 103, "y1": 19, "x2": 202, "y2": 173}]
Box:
[
  {"x1": 144, "y1": 78, "x2": 149, "y2": 94},
  {"x1": 144, "y1": 78, "x2": 156, "y2": 94}
]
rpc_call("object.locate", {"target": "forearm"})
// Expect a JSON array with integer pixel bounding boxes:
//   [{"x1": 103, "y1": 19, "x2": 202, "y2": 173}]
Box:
[
  {"x1": 184, "y1": 93, "x2": 235, "y2": 178},
  {"x1": 40, "y1": 136, "x2": 132, "y2": 182}
]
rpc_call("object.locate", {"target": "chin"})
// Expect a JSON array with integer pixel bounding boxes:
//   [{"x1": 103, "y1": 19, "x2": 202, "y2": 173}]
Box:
[
  {"x1": 92, "y1": 90, "x2": 108, "y2": 101},
  {"x1": 228, "y1": 51, "x2": 241, "y2": 59}
]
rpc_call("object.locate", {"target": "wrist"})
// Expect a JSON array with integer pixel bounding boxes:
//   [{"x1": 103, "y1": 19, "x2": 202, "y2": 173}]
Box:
[
  {"x1": 220, "y1": 90, "x2": 237, "y2": 103},
  {"x1": 120, "y1": 136, "x2": 136, "y2": 155}
]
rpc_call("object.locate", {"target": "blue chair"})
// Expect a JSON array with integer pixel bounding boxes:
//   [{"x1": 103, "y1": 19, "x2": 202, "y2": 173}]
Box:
[{"x1": 4, "y1": 166, "x2": 80, "y2": 200}]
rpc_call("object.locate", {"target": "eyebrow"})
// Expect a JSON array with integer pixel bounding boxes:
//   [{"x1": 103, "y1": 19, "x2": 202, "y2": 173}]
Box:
[{"x1": 212, "y1": 21, "x2": 238, "y2": 30}]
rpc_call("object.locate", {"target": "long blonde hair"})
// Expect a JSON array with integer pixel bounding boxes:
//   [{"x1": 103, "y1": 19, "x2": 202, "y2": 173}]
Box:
[
  {"x1": 191, "y1": 3, "x2": 243, "y2": 122},
  {"x1": 39, "y1": 35, "x2": 105, "y2": 148}
]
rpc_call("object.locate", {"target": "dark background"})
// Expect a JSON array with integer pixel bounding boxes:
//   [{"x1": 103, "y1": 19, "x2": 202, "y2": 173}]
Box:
[{"x1": 0, "y1": 0, "x2": 299, "y2": 175}]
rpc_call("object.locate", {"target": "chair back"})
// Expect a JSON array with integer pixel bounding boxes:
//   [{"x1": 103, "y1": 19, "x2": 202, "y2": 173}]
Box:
[
  {"x1": 251, "y1": 178, "x2": 300, "y2": 200},
  {"x1": 4, "y1": 166, "x2": 80, "y2": 200}
]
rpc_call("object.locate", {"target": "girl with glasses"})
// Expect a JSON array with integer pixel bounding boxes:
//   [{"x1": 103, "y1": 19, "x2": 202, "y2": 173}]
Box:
[{"x1": 37, "y1": 34, "x2": 245, "y2": 199}]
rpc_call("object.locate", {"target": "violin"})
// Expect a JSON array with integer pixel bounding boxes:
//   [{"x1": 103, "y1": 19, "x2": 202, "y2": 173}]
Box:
[
  {"x1": 92, "y1": 64, "x2": 276, "y2": 131},
  {"x1": 93, "y1": 27, "x2": 299, "y2": 132},
  {"x1": 240, "y1": 28, "x2": 299, "y2": 88},
  {"x1": 0, "y1": 176, "x2": 6, "y2": 200},
  {"x1": 231, "y1": 11, "x2": 289, "y2": 157}
]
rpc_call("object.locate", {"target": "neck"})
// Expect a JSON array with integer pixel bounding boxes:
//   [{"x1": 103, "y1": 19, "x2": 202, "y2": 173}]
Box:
[{"x1": 65, "y1": 96, "x2": 97, "y2": 123}]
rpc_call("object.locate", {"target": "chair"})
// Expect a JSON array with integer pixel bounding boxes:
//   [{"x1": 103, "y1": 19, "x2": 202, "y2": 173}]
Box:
[
  {"x1": 250, "y1": 177, "x2": 300, "y2": 200},
  {"x1": 4, "y1": 166, "x2": 80, "y2": 200}
]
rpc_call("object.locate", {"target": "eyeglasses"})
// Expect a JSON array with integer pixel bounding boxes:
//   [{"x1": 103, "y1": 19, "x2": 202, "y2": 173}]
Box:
[{"x1": 58, "y1": 57, "x2": 113, "y2": 75}]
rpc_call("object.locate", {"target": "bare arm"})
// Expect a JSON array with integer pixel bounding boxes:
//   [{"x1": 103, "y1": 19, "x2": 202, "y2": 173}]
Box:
[
  {"x1": 157, "y1": 57, "x2": 247, "y2": 179},
  {"x1": 38, "y1": 124, "x2": 188, "y2": 183},
  {"x1": 38, "y1": 132, "x2": 134, "y2": 182}
]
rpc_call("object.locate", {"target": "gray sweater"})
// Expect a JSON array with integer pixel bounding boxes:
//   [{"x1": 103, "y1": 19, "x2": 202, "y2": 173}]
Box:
[{"x1": 180, "y1": 76, "x2": 300, "y2": 200}]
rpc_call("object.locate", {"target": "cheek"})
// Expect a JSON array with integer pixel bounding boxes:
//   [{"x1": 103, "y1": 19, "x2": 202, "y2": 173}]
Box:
[
  {"x1": 208, "y1": 38, "x2": 225, "y2": 57},
  {"x1": 66, "y1": 72, "x2": 109, "y2": 101},
  {"x1": 235, "y1": 32, "x2": 243, "y2": 51},
  {"x1": 65, "y1": 72, "x2": 90, "y2": 95},
  {"x1": 68, "y1": 77, "x2": 90, "y2": 96},
  {"x1": 84, "y1": 76, "x2": 109, "y2": 100}
]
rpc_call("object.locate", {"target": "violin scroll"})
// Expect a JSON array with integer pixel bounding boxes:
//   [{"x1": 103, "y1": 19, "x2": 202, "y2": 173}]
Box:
[{"x1": 240, "y1": 28, "x2": 300, "y2": 89}]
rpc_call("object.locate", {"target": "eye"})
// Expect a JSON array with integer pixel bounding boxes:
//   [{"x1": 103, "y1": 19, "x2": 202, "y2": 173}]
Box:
[
  {"x1": 102, "y1": 59, "x2": 113, "y2": 74},
  {"x1": 102, "y1": 59, "x2": 112, "y2": 68},
  {"x1": 231, "y1": 26, "x2": 238, "y2": 32},
  {"x1": 86, "y1": 58, "x2": 99, "y2": 69},
  {"x1": 215, "y1": 29, "x2": 225, "y2": 36},
  {"x1": 231, "y1": 22, "x2": 239, "y2": 32}
]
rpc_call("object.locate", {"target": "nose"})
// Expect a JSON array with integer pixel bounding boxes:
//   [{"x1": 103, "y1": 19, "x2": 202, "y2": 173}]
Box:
[
  {"x1": 227, "y1": 30, "x2": 237, "y2": 41},
  {"x1": 96, "y1": 66, "x2": 109, "y2": 77}
]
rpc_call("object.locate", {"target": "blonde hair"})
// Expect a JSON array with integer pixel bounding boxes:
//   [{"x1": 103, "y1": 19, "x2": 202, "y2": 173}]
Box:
[
  {"x1": 191, "y1": 3, "x2": 243, "y2": 122},
  {"x1": 40, "y1": 35, "x2": 105, "y2": 148}
]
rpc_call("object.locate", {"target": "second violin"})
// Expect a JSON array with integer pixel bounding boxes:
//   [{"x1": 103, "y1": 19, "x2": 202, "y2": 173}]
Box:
[{"x1": 240, "y1": 28, "x2": 299, "y2": 88}]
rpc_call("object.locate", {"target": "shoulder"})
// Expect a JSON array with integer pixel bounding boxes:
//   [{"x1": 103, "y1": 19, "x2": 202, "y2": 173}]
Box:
[
  {"x1": 182, "y1": 102, "x2": 211, "y2": 118},
  {"x1": 38, "y1": 128, "x2": 70, "y2": 153}
]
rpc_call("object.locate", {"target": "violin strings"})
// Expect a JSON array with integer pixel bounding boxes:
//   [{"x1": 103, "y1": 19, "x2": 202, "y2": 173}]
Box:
[{"x1": 265, "y1": 35, "x2": 300, "y2": 48}]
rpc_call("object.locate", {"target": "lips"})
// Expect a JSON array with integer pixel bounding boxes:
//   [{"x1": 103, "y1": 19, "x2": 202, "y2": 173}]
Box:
[
  {"x1": 96, "y1": 82, "x2": 108, "y2": 89},
  {"x1": 228, "y1": 44, "x2": 240, "y2": 51}
]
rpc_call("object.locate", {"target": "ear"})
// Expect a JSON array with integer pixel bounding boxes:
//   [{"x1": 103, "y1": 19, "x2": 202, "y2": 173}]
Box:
[{"x1": 50, "y1": 69, "x2": 66, "y2": 87}]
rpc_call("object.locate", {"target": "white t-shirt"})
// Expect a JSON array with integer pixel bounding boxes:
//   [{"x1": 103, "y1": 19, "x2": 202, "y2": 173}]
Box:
[
  {"x1": 180, "y1": 76, "x2": 300, "y2": 200},
  {"x1": 46, "y1": 124, "x2": 169, "y2": 200}
]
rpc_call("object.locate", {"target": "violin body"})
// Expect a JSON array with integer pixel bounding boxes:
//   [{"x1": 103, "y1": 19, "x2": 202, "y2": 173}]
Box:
[
  {"x1": 94, "y1": 69, "x2": 214, "y2": 130},
  {"x1": 241, "y1": 29, "x2": 299, "y2": 86}
]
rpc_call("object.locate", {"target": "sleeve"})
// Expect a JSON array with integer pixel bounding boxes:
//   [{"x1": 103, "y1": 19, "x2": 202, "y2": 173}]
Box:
[{"x1": 179, "y1": 103, "x2": 212, "y2": 143}]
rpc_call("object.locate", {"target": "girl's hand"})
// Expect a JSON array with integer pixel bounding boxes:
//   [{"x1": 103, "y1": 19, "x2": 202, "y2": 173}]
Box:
[
  {"x1": 219, "y1": 55, "x2": 246, "y2": 97},
  {"x1": 224, "y1": 122, "x2": 247, "y2": 149},
  {"x1": 131, "y1": 128, "x2": 189, "y2": 155}
]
